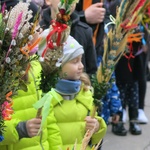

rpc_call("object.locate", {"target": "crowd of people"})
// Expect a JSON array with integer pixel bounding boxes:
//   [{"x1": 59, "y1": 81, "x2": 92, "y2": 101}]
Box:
[{"x1": 0, "y1": 0, "x2": 149, "y2": 150}]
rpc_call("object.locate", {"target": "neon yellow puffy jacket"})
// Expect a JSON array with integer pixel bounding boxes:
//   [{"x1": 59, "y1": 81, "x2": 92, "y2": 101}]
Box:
[
  {"x1": 48, "y1": 88, "x2": 107, "y2": 150},
  {"x1": 0, "y1": 61, "x2": 62, "y2": 150}
]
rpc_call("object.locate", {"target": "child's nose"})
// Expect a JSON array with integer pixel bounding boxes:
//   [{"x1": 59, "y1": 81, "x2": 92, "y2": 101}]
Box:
[{"x1": 79, "y1": 61, "x2": 84, "y2": 69}]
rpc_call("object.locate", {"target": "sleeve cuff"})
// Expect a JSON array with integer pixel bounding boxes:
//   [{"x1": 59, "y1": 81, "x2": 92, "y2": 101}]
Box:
[{"x1": 16, "y1": 121, "x2": 30, "y2": 139}]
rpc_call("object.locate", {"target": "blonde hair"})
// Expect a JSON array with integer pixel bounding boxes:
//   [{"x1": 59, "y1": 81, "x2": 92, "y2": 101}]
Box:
[{"x1": 80, "y1": 72, "x2": 92, "y2": 91}]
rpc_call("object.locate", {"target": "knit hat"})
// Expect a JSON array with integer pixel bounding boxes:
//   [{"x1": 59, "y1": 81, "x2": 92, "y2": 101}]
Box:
[
  {"x1": 59, "y1": 35, "x2": 84, "y2": 66},
  {"x1": 38, "y1": 29, "x2": 84, "y2": 66}
]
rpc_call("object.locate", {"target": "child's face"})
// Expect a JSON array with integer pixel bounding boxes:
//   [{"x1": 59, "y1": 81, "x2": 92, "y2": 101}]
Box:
[{"x1": 61, "y1": 55, "x2": 84, "y2": 80}]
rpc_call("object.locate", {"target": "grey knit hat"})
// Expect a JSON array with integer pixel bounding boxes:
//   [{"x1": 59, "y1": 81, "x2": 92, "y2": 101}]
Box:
[{"x1": 60, "y1": 35, "x2": 84, "y2": 66}]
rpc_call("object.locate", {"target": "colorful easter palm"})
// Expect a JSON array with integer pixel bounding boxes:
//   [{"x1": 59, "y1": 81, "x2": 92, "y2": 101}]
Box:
[
  {"x1": 142, "y1": 2, "x2": 150, "y2": 33},
  {"x1": 96, "y1": 0, "x2": 150, "y2": 106},
  {"x1": 0, "y1": 2, "x2": 40, "y2": 141}
]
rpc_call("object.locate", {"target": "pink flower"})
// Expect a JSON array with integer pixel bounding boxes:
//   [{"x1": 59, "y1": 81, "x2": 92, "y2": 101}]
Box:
[
  {"x1": 12, "y1": 12, "x2": 23, "y2": 39},
  {"x1": 1, "y1": 3, "x2": 6, "y2": 14},
  {"x1": 1, "y1": 101, "x2": 13, "y2": 121}
]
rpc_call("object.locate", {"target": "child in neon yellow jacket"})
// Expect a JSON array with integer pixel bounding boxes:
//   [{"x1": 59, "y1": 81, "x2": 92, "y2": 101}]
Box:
[
  {"x1": 38, "y1": 35, "x2": 107, "y2": 150},
  {"x1": 0, "y1": 60, "x2": 62, "y2": 150}
]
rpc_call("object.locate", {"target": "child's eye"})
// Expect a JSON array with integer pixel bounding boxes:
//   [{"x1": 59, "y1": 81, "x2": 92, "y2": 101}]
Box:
[
  {"x1": 71, "y1": 58, "x2": 78, "y2": 63},
  {"x1": 73, "y1": 59, "x2": 78, "y2": 63}
]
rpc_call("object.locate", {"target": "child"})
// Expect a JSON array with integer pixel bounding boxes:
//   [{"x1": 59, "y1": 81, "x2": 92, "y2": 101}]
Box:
[
  {"x1": 97, "y1": 57, "x2": 126, "y2": 136},
  {"x1": 38, "y1": 35, "x2": 107, "y2": 149},
  {"x1": 115, "y1": 49, "x2": 142, "y2": 135},
  {"x1": 0, "y1": 1, "x2": 62, "y2": 149},
  {"x1": 0, "y1": 60, "x2": 60, "y2": 150}
]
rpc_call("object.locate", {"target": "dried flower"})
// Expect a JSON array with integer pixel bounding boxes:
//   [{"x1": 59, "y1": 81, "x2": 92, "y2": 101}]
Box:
[{"x1": 5, "y1": 57, "x2": 11, "y2": 63}]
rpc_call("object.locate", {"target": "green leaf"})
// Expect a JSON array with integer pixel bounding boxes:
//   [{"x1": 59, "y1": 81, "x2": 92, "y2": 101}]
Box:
[
  {"x1": 41, "y1": 94, "x2": 52, "y2": 128},
  {"x1": 33, "y1": 93, "x2": 51, "y2": 109},
  {"x1": 35, "y1": 93, "x2": 52, "y2": 134}
]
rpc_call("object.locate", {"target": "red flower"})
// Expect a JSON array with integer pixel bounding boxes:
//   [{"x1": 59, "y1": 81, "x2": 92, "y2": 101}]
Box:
[
  {"x1": 59, "y1": 8, "x2": 66, "y2": 15},
  {"x1": 146, "y1": 7, "x2": 150, "y2": 17}
]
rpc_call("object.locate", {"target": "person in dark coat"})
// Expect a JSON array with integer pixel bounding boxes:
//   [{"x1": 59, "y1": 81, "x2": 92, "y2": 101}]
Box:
[
  {"x1": 75, "y1": 0, "x2": 111, "y2": 58},
  {"x1": 134, "y1": 28, "x2": 149, "y2": 124},
  {"x1": 115, "y1": 24, "x2": 147, "y2": 135}
]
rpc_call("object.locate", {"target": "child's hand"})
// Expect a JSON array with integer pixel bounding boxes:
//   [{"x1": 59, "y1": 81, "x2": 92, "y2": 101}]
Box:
[
  {"x1": 85, "y1": 116, "x2": 100, "y2": 133},
  {"x1": 112, "y1": 114, "x2": 120, "y2": 124},
  {"x1": 26, "y1": 118, "x2": 41, "y2": 137}
]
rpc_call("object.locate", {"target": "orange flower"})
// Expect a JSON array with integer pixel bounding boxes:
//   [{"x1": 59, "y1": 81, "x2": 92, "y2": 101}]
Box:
[{"x1": 20, "y1": 37, "x2": 41, "y2": 57}]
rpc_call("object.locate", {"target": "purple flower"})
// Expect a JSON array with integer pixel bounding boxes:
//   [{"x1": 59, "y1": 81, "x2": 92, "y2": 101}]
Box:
[
  {"x1": 1, "y1": 3, "x2": 6, "y2": 14},
  {"x1": 29, "y1": 46, "x2": 38, "y2": 56},
  {"x1": 12, "y1": 12, "x2": 23, "y2": 39}
]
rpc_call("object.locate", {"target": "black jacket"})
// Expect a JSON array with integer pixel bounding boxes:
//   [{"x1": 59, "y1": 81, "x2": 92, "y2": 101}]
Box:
[
  {"x1": 75, "y1": 0, "x2": 110, "y2": 56},
  {"x1": 40, "y1": 7, "x2": 97, "y2": 74},
  {"x1": 105, "y1": 0, "x2": 121, "y2": 18}
]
